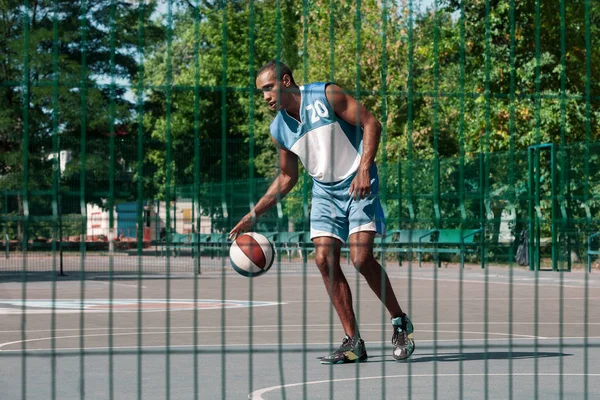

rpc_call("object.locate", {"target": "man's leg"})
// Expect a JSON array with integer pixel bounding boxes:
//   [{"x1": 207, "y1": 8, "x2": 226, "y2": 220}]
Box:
[
  {"x1": 314, "y1": 236, "x2": 368, "y2": 364},
  {"x1": 348, "y1": 231, "x2": 403, "y2": 318},
  {"x1": 313, "y1": 236, "x2": 358, "y2": 338},
  {"x1": 349, "y1": 231, "x2": 415, "y2": 361}
]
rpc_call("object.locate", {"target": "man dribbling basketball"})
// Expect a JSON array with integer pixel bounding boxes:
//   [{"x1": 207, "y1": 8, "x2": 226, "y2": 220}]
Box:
[{"x1": 229, "y1": 60, "x2": 415, "y2": 364}]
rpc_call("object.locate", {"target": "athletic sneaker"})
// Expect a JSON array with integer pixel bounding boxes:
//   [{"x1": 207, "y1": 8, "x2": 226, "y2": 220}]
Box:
[
  {"x1": 320, "y1": 335, "x2": 368, "y2": 364},
  {"x1": 391, "y1": 314, "x2": 415, "y2": 361}
]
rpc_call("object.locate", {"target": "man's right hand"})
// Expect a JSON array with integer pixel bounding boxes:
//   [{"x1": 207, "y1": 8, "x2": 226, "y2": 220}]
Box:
[{"x1": 229, "y1": 213, "x2": 255, "y2": 240}]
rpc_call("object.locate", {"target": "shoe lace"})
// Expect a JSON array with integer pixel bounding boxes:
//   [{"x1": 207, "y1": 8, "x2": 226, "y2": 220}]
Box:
[
  {"x1": 338, "y1": 336, "x2": 353, "y2": 351},
  {"x1": 391, "y1": 327, "x2": 407, "y2": 347}
]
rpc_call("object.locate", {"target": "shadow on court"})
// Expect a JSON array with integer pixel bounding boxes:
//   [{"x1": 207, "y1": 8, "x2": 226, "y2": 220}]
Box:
[{"x1": 363, "y1": 351, "x2": 572, "y2": 364}]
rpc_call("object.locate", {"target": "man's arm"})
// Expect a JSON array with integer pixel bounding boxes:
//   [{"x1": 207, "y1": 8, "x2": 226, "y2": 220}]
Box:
[
  {"x1": 229, "y1": 139, "x2": 298, "y2": 238},
  {"x1": 325, "y1": 84, "x2": 382, "y2": 199}
]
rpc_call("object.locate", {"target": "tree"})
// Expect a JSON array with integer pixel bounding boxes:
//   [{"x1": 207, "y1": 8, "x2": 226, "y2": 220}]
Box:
[
  {"x1": 0, "y1": 0, "x2": 163, "y2": 240},
  {"x1": 141, "y1": 0, "x2": 300, "y2": 229}
]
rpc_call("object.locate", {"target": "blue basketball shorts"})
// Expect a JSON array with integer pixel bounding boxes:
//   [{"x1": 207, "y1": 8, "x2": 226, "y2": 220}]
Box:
[{"x1": 310, "y1": 174, "x2": 385, "y2": 243}]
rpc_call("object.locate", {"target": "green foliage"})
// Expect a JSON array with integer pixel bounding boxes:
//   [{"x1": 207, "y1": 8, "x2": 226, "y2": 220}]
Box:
[
  {"x1": 141, "y1": 0, "x2": 288, "y2": 193},
  {"x1": 0, "y1": 0, "x2": 162, "y2": 240},
  {"x1": 1, "y1": 0, "x2": 599, "y2": 244}
]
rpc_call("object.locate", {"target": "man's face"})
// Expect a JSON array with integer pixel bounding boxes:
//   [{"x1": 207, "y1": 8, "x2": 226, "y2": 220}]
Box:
[{"x1": 256, "y1": 69, "x2": 286, "y2": 112}]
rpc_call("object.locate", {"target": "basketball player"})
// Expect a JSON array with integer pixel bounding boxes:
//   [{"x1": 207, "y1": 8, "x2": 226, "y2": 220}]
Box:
[{"x1": 229, "y1": 60, "x2": 415, "y2": 364}]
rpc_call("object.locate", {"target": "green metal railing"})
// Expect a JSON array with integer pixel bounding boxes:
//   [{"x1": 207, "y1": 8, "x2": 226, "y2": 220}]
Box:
[{"x1": 1, "y1": 1, "x2": 599, "y2": 399}]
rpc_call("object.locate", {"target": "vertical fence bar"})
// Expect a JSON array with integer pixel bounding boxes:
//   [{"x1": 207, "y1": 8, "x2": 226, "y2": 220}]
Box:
[
  {"x1": 247, "y1": 0, "x2": 256, "y2": 396},
  {"x1": 20, "y1": 1, "x2": 31, "y2": 398},
  {"x1": 327, "y1": 1, "x2": 335, "y2": 398},
  {"x1": 107, "y1": 2, "x2": 117, "y2": 398},
  {"x1": 533, "y1": 141, "x2": 541, "y2": 396},
  {"x1": 135, "y1": 14, "x2": 145, "y2": 269},
  {"x1": 301, "y1": 1, "x2": 310, "y2": 398},
  {"x1": 532, "y1": 0, "x2": 542, "y2": 389},
  {"x1": 432, "y1": 0, "x2": 441, "y2": 233},
  {"x1": 527, "y1": 144, "x2": 561, "y2": 273},
  {"x1": 583, "y1": 1, "x2": 592, "y2": 397},
  {"x1": 458, "y1": 0, "x2": 467, "y2": 397},
  {"x1": 483, "y1": 0, "x2": 492, "y2": 396},
  {"x1": 552, "y1": 0, "x2": 571, "y2": 276},
  {"x1": 532, "y1": 0, "x2": 542, "y2": 360},
  {"x1": 136, "y1": 1, "x2": 146, "y2": 398},
  {"x1": 380, "y1": 1, "x2": 389, "y2": 398},
  {"x1": 165, "y1": 1, "x2": 173, "y2": 398},
  {"x1": 50, "y1": 1, "x2": 60, "y2": 398},
  {"x1": 406, "y1": 0, "x2": 414, "y2": 396},
  {"x1": 219, "y1": 2, "x2": 228, "y2": 399},
  {"x1": 78, "y1": 2, "x2": 88, "y2": 398},
  {"x1": 431, "y1": 0, "x2": 441, "y2": 397},
  {"x1": 528, "y1": 149, "x2": 535, "y2": 271},
  {"x1": 508, "y1": 0, "x2": 517, "y2": 398},
  {"x1": 353, "y1": 1, "x2": 362, "y2": 397},
  {"x1": 274, "y1": 3, "x2": 286, "y2": 399},
  {"x1": 557, "y1": 0, "x2": 567, "y2": 360},
  {"x1": 3, "y1": 190, "x2": 7, "y2": 259},
  {"x1": 551, "y1": 144, "x2": 557, "y2": 272},
  {"x1": 536, "y1": 150, "x2": 541, "y2": 269},
  {"x1": 583, "y1": 1, "x2": 592, "y2": 228},
  {"x1": 193, "y1": 0, "x2": 202, "y2": 271},
  {"x1": 479, "y1": 151, "x2": 485, "y2": 270},
  {"x1": 558, "y1": 0, "x2": 569, "y2": 275},
  {"x1": 536, "y1": 148, "x2": 541, "y2": 270}
]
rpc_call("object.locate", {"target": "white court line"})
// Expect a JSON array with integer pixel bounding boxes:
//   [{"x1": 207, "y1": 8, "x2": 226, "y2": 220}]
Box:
[
  {"x1": 248, "y1": 373, "x2": 600, "y2": 400},
  {"x1": 386, "y1": 276, "x2": 596, "y2": 289},
  {"x1": 3, "y1": 337, "x2": 599, "y2": 353},
  {"x1": 0, "y1": 329, "x2": 544, "y2": 351},
  {"x1": 0, "y1": 282, "x2": 146, "y2": 289},
  {"x1": 3, "y1": 321, "x2": 600, "y2": 334},
  {"x1": 326, "y1": 271, "x2": 599, "y2": 284},
  {"x1": 93, "y1": 281, "x2": 147, "y2": 289},
  {"x1": 0, "y1": 299, "x2": 282, "y2": 315},
  {"x1": 3, "y1": 336, "x2": 598, "y2": 354},
  {"x1": 286, "y1": 296, "x2": 600, "y2": 303}
]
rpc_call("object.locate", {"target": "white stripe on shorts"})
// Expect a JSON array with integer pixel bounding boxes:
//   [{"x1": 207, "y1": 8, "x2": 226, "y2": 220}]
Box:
[
  {"x1": 349, "y1": 221, "x2": 378, "y2": 237},
  {"x1": 310, "y1": 228, "x2": 345, "y2": 243}
]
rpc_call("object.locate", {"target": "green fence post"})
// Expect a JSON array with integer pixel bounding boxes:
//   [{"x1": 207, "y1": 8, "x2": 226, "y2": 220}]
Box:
[
  {"x1": 58, "y1": 145, "x2": 65, "y2": 277},
  {"x1": 528, "y1": 144, "x2": 558, "y2": 272},
  {"x1": 537, "y1": 146, "x2": 541, "y2": 272},
  {"x1": 558, "y1": 0, "x2": 569, "y2": 274},
  {"x1": 193, "y1": 0, "x2": 202, "y2": 274},
  {"x1": 551, "y1": 144, "x2": 558, "y2": 272},
  {"x1": 4, "y1": 190, "x2": 7, "y2": 259},
  {"x1": 479, "y1": 153, "x2": 487, "y2": 269},
  {"x1": 528, "y1": 146, "x2": 538, "y2": 271},
  {"x1": 155, "y1": 200, "x2": 159, "y2": 255},
  {"x1": 432, "y1": 0, "x2": 441, "y2": 272}
]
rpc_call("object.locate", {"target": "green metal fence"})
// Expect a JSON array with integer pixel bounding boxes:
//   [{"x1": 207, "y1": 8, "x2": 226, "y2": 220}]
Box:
[
  {"x1": 1, "y1": 1, "x2": 600, "y2": 399},
  {"x1": 3, "y1": 141, "x2": 598, "y2": 272}
]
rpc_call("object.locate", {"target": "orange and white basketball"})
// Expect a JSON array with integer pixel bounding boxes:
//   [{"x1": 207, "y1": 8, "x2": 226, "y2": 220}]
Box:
[{"x1": 229, "y1": 232, "x2": 275, "y2": 277}]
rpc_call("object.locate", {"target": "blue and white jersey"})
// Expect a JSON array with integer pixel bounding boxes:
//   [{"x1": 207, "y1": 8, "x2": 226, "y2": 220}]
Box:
[{"x1": 270, "y1": 82, "x2": 373, "y2": 190}]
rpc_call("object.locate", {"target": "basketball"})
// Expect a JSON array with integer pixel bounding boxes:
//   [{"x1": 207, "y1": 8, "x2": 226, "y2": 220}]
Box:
[{"x1": 229, "y1": 232, "x2": 275, "y2": 277}]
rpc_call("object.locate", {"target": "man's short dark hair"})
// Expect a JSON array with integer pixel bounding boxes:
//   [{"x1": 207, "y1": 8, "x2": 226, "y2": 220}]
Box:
[{"x1": 257, "y1": 59, "x2": 296, "y2": 86}]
